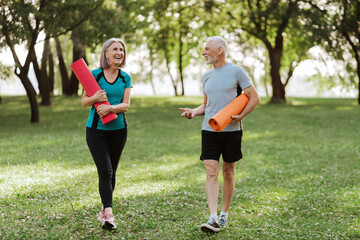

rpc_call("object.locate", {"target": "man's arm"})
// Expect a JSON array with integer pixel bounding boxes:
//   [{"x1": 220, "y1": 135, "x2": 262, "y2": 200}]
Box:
[
  {"x1": 179, "y1": 94, "x2": 207, "y2": 119},
  {"x1": 231, "y1": 85, "x2": 260, "y2": 123}
]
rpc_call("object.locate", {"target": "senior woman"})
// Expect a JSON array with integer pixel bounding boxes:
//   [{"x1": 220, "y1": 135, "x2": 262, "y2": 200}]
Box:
[{"x1": 81, "y1": 38, "x2": 132, "y2": 230}]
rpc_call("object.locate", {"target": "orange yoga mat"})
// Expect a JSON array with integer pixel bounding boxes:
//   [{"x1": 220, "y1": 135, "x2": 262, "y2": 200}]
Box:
[
  {"x1": 208, "y1": 93, "x2": 249, "y2": 132},
  {"x1": 70, "y1": 58, "x2": 117, "y2": 125}
]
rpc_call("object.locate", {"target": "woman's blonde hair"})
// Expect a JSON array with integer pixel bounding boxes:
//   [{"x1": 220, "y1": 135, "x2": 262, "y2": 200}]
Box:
[{"x1": 99, "y1": 38, "x2": 127, "y2": 69}]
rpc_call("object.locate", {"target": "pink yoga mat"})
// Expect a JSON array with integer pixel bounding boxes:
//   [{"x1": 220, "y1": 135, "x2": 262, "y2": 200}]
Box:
[{"x1": 71, "y1": 58, "x2": 117, "y2": 124}]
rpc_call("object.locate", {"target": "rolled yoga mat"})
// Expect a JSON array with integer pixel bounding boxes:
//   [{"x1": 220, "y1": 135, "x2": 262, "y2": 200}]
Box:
[
  {"x1": 208, "y1": 93, "x2": 249, "y2": 132},
  {"x1": 70, "y1": 58, "x2": 117, "y2": 124}
]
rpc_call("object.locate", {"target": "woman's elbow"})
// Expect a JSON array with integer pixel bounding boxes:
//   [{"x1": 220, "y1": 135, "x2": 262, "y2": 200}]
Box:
[{"x1": 123, "y1": 103, "x2": 130, "y2": 112}]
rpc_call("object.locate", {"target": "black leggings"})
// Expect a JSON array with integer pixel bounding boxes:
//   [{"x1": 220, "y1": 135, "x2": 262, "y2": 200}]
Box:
[{"x1": 86, "y1": 127, "x2": 127, "y2": 208}]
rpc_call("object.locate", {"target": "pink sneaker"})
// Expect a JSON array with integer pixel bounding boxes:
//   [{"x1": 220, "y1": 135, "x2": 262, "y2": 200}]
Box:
[
  {"x1": 97, "y1": 209, "x2": 105, "y2": 222},
  {"x1": 103, "y1": 213, "x2": 117, "y2": 230}
]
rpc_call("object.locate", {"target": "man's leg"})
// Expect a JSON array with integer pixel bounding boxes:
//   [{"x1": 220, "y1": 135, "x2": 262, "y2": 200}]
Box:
[
  {"x1": 221, "y1": 161, "x2": 236, "y2": 213},
  {"x1": 201, "y1": 159, "x2": 221, "y2": 233},
  {"x1": 204, "y1": 160, "x2": 220, "y2": 215},
  {"x1": 218, "y1": 161, "x2": 236, "y2": 228}
]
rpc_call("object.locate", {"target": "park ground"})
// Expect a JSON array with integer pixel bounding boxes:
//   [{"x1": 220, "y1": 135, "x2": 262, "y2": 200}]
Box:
[{"x1": 0, "y1": 96, "x2": 359, "y2": 239}]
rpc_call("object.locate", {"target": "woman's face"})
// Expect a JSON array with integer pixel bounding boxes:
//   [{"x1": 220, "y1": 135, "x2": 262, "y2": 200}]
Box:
[{"x1": 105, "y1": 42, "x2": 124, "y2": 67}]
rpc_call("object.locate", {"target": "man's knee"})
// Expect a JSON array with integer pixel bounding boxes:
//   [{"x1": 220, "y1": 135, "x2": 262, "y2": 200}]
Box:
[
  {"x1": 207, "y1": 171, "x2": 219, "y2": 181},
  {"x1": 223, "y1": 171, "x2": 234, "y2": 182},
  {"x1": 222, "y1": 163, "x2": 235, "y2": 181},
  {"x1": 204, "y1": 160, "x2": 219, "y2": 180}
]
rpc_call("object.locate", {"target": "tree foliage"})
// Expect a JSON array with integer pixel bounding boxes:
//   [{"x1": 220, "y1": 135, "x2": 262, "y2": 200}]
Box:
[
  {"x1": 131, "y1": 0, "x2": 223, "y2": 96},
  {"x1": 1, "y1": 0, "x2": 359, "y2": 113},
  {"x1": 313, "y1": 0, "x2": 360, "y2": 103},
  {"x1": 0, "y1": 0, "x2": 103, "y2": 122},
  {"x1": 223, "y1": 0, "x2": 328, "y2": 102}
]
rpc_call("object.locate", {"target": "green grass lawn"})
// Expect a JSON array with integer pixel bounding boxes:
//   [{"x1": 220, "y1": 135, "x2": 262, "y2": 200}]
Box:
[{"x1": 0, "y1": 95, "x2": 359, "y2": 239}]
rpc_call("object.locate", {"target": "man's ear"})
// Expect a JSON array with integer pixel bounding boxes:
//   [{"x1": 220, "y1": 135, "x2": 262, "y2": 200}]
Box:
[{"x1": 217, "y1": 47, "x2": 223, "y2": 56}]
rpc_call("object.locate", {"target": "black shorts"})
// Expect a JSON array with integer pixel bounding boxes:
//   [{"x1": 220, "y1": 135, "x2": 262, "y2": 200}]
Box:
[{"x1": 200, "y1": 130, "x2": 243, "y2": 163}]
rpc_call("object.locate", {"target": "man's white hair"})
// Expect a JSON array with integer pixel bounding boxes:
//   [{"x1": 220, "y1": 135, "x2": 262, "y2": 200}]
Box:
[{"x1": 207, "y1": 36, "x2": 228, "y2": 57}]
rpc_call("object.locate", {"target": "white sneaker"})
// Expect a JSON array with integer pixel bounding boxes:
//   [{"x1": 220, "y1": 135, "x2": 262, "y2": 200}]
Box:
[
  {"x1": 219, "y1": 214, "x2": 229, "y2": 227},
  {"x1": 200, "y1": 217, "x2": 220, "y2": 233}
]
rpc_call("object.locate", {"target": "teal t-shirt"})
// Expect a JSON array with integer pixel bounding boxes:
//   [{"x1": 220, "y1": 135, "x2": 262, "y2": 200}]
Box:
[
  {"x1": 202, "y1": 63, "x2": 252, "y2": 132},
  {"x1": 86, "y1": 68, "x2": 132, "y2": 130}
]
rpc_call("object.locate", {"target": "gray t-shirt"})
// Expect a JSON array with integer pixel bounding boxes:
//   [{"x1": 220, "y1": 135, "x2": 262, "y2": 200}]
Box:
[{"x1": 202, "y1": 62, "x2": 252, "y2": 132}]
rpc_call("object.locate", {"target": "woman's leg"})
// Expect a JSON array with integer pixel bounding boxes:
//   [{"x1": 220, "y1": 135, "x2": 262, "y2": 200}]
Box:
[
  {"x1": 108, "y1": 128, "x2": 127, "y2": 191},
  {"x1": 86, "y1": 128, "x2": 113, "y2": 209}
]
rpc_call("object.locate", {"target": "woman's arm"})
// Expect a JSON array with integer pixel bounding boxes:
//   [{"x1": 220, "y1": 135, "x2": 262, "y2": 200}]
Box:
[
  {"x1": 81, "y1": 90, "x2": 108, "y2": 107},
  {"x1": 95, "y1": 88, "x2": 131, "y2": 118}
]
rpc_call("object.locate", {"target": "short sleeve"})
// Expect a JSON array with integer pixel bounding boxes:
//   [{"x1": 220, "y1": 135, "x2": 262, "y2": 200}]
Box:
[
  {"x1": 202, "y1": 77, "x2": 206, "y2": 95},
  {"x1": 124, "y1": 72, "x2": 133, "y2": 89},
  {"x1": 237, "y1": 67, "x2": 252, "y2": 90},
  {"x1": 202, "y1": 70, "x2": 211, "y2": 95}
]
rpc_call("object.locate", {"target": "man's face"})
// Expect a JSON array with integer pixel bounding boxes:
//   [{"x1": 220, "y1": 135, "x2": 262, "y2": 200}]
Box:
[{"x1": 202, "y1": 40, "x2": 218, "y2": 65}]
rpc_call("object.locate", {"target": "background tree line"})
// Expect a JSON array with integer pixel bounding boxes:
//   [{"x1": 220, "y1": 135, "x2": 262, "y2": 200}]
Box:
[{"x1": 0, "y1": 0, "x2": 359, "y2": 123}]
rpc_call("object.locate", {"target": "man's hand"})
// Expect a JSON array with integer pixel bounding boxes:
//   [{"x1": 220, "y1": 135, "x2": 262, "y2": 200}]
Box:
[
  {"x1": 230, "y1": 115, "x2": 243, "y2": 124},
  {"x1": 179, "y1": 108, "x2": 196, "y2": 119},
  {"x1": 231, "y1": 115, "x2": 243, "y2": 129}
]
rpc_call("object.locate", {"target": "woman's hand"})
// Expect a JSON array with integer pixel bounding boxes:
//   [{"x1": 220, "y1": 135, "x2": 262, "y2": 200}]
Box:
[
  {"x1": 93, "y1": 90, "x2": 108, "y2": 103},
  {"x1": 96, "y1": 104, "x2": 112, "y2": 118}
]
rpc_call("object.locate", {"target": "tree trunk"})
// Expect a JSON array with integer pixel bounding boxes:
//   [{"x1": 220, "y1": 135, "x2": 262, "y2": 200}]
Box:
[
  {"x1": 48, "y1": 45, "x2": 55, "y2": 94},
  {"x1": 357, "y1": 62, "x2": 360, "y2": 105},
  {"x1": 31, "y1": 50, "x2": 41, "y2": 95},
  {"x1": 55, "y1": 37, "x2": 70, "y2": 95},
  {"x1": 39, "y1": 37, "x2": 51, "y2": 106},
  {"x1": 268, "y1": 48, "x2": 285, "y2": 103},
  {"x1": 149, "y1": 54, "x2": 156, "y2": 95},
  {"x1": 3, "y1": 24, "x2": 40, "y2": 123},
  {"x1": 341, "y1": 0, "x2": 360, "y2": 104},
  {"x1": 25, "y1": 48, "x2": 40, "y2": 122},
  {"x1": 150, "y1": 78, "x2": 156, "y2": 96},
  {"x1": 263, "y1": 76, "x2": 269, "y2": 97},
  {"x1": 178, "y1": 38, "x2": 185, "y2": 96},
  {"x1": 15, "y1": 68, "x2": 39, "y2": 123},
  {"x1": 284, "y1": 61, "x2": 295, "y2": 87},
  {"x1": 69, "y1": 31, "x2": 86, "y2": 96},
  {"x1": 178, "y1": 13, "x2": 185, "y2": 96},
  {"x1": 164, "y1": 49, "x2": 178, "y2": 96},
  {"x1": 21, "y1": 75, "x2": 39, "y2": 123},
  {"x1": 166, "y1": 62, "x2": 178, "y2": 96}
]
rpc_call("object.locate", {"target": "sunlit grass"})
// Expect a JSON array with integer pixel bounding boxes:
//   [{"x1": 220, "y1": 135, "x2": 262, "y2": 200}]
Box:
[{"x1": 0, "y1": 95, "x2": 359, "y2": 239}]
